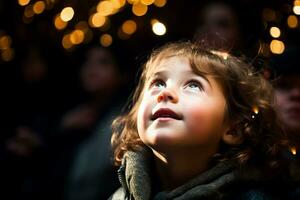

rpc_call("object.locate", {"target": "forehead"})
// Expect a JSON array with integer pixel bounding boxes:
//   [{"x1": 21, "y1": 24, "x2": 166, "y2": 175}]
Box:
[
  {"x1": 154, "y1": 56, "x2": 190, "y2": 71},
  {"x1": 145, "y1": 54, "x2": 217, "y2": 80}
]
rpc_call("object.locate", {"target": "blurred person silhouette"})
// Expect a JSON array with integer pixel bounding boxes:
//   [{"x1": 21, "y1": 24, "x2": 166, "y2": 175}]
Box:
[
  {"x1": 193, "y1": 1, "x2": 242, "y2": 54},
  {"x1": 2, "y1": 44, "x2": 131, "y2": 200},
  {"x1": 44, "y1": 45, "x2": 132, "y2": 200},
  {"x1": 0, "y1": 46, "x2": 53, "y2": 200},
  {"x1": 270, "y1": 46, "x2": 300, "y2": 199}
]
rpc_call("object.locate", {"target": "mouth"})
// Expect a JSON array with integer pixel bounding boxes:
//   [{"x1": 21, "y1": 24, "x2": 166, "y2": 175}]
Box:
[{"x1": 151, "y1": 108, "x2": 183, "y2": 121}]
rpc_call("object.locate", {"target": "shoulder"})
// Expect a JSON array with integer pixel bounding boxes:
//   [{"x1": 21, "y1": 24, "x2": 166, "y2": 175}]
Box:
[{"x1": 108, "y1": 187, "x2": 127, "y2": 200}]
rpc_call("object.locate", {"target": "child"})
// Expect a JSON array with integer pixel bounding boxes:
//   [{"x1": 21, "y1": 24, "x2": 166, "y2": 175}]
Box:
[{"x1": 110, "y1": 42, "x2": 288, "y2": 200}]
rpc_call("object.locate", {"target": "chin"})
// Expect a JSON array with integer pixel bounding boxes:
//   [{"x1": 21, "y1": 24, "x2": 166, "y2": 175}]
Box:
[{"x1": 144, "y1": 132, "x2": 186, "y2": 150}]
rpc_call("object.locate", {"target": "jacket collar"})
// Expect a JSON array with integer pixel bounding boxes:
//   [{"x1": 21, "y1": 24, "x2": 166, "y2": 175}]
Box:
[{"x1": 118, "y1": 147, "x2": 238, "y2": 200}]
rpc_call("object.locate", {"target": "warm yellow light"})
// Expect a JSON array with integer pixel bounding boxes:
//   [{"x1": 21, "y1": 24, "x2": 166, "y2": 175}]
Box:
[
  {"x1": 270, "y1": 40, "x2": 285, "y2": 54},
  {"x1": 293, "y1": 5, "x2": 300, "y2": 15},
  {"x1": 252, "y1": 106, "x2": 259, "y2": 114},
  {"x1": 24, "y1": 5, "x2": 35, "y2": 18},
  {"x1": 97, "y1": 1, "x2": 114, "y2": 16},
  {"x1": 54, "y1": 15, "x2": 67, "y2": 30},
  {"x1": 127, "y1": 0, "x2": 139, "y2": 4},
  {"x1": 89, "y1": 13, "x2": 106, "y2": 28},
  {"x1": 291, "y1": 147, "x2": 297, "y2": 155},
  {"x1": 33, "y1": 1, "x2": 46, "y2": 14},
  {"x1": 287, "y1": 15, "x2": 298, "y2": 28},
  {"x1": 122, "y1": 20, "x2": 137, "y2": 35},
  {"x1": 0, "y1": 35, "x2": 12, "y2": 50},
  {"x1": 60, "y1": 7, "x2": 74, "y2": 22},
  {"x1": 154, "y1": 0, "x2": 167, "y2": 7},
  {"x1": 269, "y1": 27, "x2": 281, "y2": 38},
  {"x1": 262, "y1": 8, "x2": 276, "y2": 21},
  {"x1": 70, "y1": 30, "x2": 84, "y2": 45},
  {"x1": 132, "y1": 3, "x2": 148, "y2": 16},
  {"x1": 294, "y1": 0, "x2": 300, "y2": 6},
  {"x1": 111, "y1": 0, "x2": 126, "y2": 9},
  {"x1": 100, "y1": 34, "x2": 113, "y2": 47},
  {"x1": 1, "y1": 48, "x2": 14, "y2": 62},
  {"x1": 62, "y1": 34, "x2": 73, "y2": 49},
  {"x1": 152, "y1": 20, "x2": 166, "y2": 36},
  {"x1": 18, "y1": 0, "x2": 30, "y2": 6},
  {"x1": 141, "y1": 0, "x2": 154, "y2": 5}
]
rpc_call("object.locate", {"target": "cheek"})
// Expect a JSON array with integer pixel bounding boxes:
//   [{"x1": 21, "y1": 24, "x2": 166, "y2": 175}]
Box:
[
  {"x1": 185, "y1": 102, "x2": 225, "y2": 137},
  {"x1": 137, "y1": 98, "x2": 150, "y2": 138},
  {"x1": 185, "y1": 106, "x2": 209, "y2": 133}
]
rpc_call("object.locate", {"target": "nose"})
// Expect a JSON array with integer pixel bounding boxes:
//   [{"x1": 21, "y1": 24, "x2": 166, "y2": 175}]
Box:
[{"x1": 157, "y1": 88, "x2": 178, "y2": 103}]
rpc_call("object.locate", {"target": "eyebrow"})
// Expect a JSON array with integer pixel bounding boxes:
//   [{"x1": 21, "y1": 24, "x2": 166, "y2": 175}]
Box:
[{"x1": 152, "y1": 69, "x2": 212, "y2": 87}]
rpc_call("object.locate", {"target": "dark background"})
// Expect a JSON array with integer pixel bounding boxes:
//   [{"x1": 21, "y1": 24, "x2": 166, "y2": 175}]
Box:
[{"x1": 0, "y1": 0, "x2": 299, "y2": 198}]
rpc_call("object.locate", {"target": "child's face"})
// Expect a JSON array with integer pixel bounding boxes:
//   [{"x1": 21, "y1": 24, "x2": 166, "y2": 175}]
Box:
[{"x1": 137, "y1": 56, "x2": 229, "y2": 153}]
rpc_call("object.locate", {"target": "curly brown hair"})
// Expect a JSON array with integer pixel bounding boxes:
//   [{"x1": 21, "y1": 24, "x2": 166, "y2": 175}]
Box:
[{"x1": 111, "y1": 41, "x2": 287, "y2": 172}]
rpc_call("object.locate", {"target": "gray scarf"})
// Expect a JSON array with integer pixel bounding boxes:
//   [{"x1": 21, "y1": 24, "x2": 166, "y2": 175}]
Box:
[{"x1": 117, "y1": 148, "x2": 238, "y2": 200}]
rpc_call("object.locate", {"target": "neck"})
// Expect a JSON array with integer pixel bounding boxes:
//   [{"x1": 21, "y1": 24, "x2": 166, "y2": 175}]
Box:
[{"x1": 152, "y1": 147, "x2": 216, "y2": 191}]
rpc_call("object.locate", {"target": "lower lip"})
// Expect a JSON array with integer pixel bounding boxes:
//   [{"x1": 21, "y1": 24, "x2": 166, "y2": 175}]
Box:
[{"x1": 155, "y1": 117, "x2": 177, "y2": 122}]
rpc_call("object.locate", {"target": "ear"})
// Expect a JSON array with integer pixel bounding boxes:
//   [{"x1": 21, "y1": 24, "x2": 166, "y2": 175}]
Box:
[{"x1": 222, "y1": 128, "x2": 243, "y2": 145}]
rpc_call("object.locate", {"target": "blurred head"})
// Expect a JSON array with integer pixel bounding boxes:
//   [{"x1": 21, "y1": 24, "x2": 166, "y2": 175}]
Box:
[
  {"x1": 80, "y1": 46, "x2": 122, "y2": 94},
  {"x1": 193, "y1": 2, "x2": 240, "y2": 51},
  {"x1": 112, "y1": 41, "x2": 286, "y2": 170},
  {"x1": 271, "y1": 47, "x2": 300, "y2": 138}
]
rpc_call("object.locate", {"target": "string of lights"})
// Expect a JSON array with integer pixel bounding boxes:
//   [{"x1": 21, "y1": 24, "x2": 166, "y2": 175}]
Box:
[
  {"x1": 0, "y1": 0, "x2": 299, "y2": 62},
  {"x1": 16, "y1": 0, "x2": 167, "y2": 50}
]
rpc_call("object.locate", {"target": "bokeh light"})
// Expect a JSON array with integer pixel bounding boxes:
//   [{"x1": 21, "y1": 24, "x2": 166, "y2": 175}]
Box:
[
  {"x1": 287, "y1": 15, "x2": 298, "y2": 28},
  {"x1": 154, "y1": 0, "x2": 167, "y2": 7},
  {"x1": 141, "y1": 0, "x2": 155, "y2": 6},
  {"x1": 18, "y1": 0, "x2": 31, "y2": 6},
  {"x1": 70, "y1": 30, "x2": 85, "y2": 45},
  {"x1": 291, "y1": 147, "x2": 297, "y2": 155},
  {"x1": 269, "y1": 26, "x2": 281, "y2": 38},
  {"x1": 132, "y1": 3, "x2": 148, "y2": 16},
  {"x1": 100, "y1": 34, "x2": 113, "y2": 47},
  {"x1": 151, "y1": 19, "x2": 166, "y2": 35},
  {"x1": 60, "y1": 7, "x2": 74, "y2": 22},
  {"x1": 127, "y1": 0, "x2": 139, "y2": 4},
  {"x1": 62, "y1": 34, "x2": 73, "y2": 49},
  {"x1": 33, "y1": 1, "x2": 46, "y2": 14},
  {"x1": 54, "y1": 15, "x2": 68, "y2": 30},
  {"x1": 111, "y1": 0, "x2": 126, "y2": 9},
  {"x1": 1, "y1": 48, "x2": 14, "y2": 62},
  {"x1": 89, "y1": 13, "x2": 106, "y2": 28},
  {"x1": 293, "y1": 5, "x2": 300, "y2": 15},
  {"x1": 97, "y1": 1, "x2": 114, "y2": 16},
  {"x1": 122, "y1": 20, "x2": 137, "y2": 35},
  {"x1": 252, "y1": 106, "x2": 259, "y2": 114},
  {"x1": 270, "y1": 39, "x2": 285, "y2": 54},
  {"x1": 0, "y1": 35, "x2": 12, "y2": 50}
]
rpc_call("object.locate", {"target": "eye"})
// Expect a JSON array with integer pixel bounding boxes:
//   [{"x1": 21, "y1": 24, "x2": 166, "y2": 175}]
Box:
[
  {"x1": 150, "y1": 79, "x2": 166, "y2": 89},
  {"x1": 185, "y1": 80, "x2": 203, "y2": 91}
]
